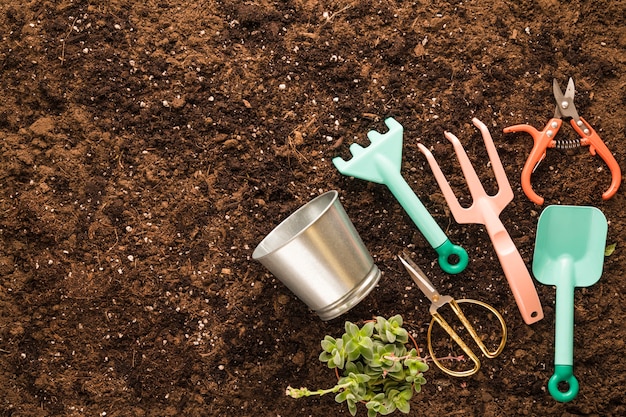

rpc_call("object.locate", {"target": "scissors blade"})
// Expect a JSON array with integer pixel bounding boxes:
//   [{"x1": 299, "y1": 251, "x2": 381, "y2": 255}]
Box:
[{"x1": 398, "y1": 253, "x2": 441, "y2": 303}]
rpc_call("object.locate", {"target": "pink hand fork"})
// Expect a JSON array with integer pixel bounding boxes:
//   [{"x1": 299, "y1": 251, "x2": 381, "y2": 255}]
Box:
[{"x1": 418, "y1": 118, "x2": 544, "y2": 325}]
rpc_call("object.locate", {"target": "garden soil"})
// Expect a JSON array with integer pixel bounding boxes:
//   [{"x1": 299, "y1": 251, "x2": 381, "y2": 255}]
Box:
[{"x1": 1, "y1": 0, "x2": 626, "y2": 416}]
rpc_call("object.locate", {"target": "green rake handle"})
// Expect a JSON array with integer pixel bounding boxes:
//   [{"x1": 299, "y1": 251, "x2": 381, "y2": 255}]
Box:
[{"x1": 376, "y1": 154, "x2": 468, "y2": 274}]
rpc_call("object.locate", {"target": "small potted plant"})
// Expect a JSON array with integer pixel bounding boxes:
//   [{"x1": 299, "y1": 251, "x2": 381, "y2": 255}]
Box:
[{"x1": 286, "y1": 315, "x2": 428, "y2": 417}]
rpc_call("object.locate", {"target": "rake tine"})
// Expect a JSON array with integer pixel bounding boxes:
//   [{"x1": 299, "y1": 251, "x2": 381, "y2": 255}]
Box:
[
  {"x1": 367, "y1": 129, "x2": 384, "y2": 142},
  {"x1": 349, "y1": 142, "x2": 367, "y2": 156},
  {"x1": 443, "y1": 131, "x2": 488, "y2": 204}
]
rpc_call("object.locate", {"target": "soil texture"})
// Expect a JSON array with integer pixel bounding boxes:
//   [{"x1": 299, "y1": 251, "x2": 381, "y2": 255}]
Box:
[{"x1": 1, "y1": 0, "x2": 626, "y2": 416}]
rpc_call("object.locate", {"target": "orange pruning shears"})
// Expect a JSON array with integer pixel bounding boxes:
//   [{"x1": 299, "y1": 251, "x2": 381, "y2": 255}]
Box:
[{"x1": 503, "y1": 78, "x2": 621, "y2": 205}]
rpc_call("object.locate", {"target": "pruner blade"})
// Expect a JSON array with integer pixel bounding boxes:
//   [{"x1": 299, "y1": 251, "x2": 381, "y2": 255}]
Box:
[{"x1": 553, "y1": 77, "x2": 578, "y2": 120}]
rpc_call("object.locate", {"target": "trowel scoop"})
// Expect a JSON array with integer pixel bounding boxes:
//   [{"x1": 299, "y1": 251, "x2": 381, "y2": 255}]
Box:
[{"x1": 533, "y1": 205, "x2": 608, "y2": 402}]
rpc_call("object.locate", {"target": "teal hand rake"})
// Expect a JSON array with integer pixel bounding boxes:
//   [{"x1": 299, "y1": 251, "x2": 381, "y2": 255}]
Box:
[{"x1": 332, "y1": 118, "x2": 468, "y2": 274}]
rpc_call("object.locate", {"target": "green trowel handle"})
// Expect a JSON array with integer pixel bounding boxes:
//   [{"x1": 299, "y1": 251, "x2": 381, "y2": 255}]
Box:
[
  {"x1": 549, "y1": 365, "x2": 579, "y2": 403},
  {"x1": 378, "y1": 159, "x2": 468, "y2": 274},
  {"x1": 550, "y1": 278, "x2": 578, "y2": 402}
]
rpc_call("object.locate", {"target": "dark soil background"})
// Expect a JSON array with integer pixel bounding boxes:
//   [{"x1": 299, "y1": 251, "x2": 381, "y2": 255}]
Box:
[{"x1": 1, "y1": 0, "x2": 625, "y2": 416}]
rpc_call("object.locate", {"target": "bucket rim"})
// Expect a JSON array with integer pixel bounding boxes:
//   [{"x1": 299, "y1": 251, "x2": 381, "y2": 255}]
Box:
[{"x1": 252, "y1": 190, "x2": 339, "y2": 260}]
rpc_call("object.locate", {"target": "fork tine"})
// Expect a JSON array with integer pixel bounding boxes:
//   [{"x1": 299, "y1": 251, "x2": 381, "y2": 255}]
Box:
[
  {"x1": 443, "y1": 131, "x2": 501, "y2": 220},
  {"x1": 471, "y1": 118, "x2": 513, "y2": 210},
  {"x1": 444, "y1": 131, "x2": 487, "y2": 200},
  {"x1": 418, "y1": 143, "x2": 480, "y2": 224}
]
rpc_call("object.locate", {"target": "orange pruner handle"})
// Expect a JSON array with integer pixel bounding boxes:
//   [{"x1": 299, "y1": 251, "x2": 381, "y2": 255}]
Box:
[
  {"x1": 503, "y1": 118, "x2": 562, "y2": 205},
  {"x1": 570, "y1": 116, "x2": 622, "y2": 201}
]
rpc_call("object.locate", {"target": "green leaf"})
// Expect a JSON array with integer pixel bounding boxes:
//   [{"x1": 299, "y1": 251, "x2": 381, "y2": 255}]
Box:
[
  {"x1": 348, "y1": 400, "x2": 358, "y2": 416},
  {"x1": 388, "y1": 314, "x2": 403, "y2": 327},
  {"x1": 382, "y1": 343, "x2": 395, "y2": 354},
  {"x1": 321, "y1": 336, "x2": 336, "y2": 352},
  {"x1": 347, "y1": 349, "x2": 360, "y2": 362},
  {"x1": 361, "y1": 321, "x2": 375, "y2": 337},
  {"x1": 385, "y1": 329, "x2": 396, "y2": 343},
  {"x1": 333, "y1": 351, "x2": 345, "y2": 369},
  {"x1": 345, "y1": 361, "x2": 359, "y2": 374},
  {"x1": 605, "y1": 243, "x2": 616, "y2": 256},
  {"x1": 396, "y1": 400, "x2": 410, "y2": 414},
  {"x1": 335, "y1": 390, "x2": 350, "y2": 403},
  {"x1": 345, "y1": 321, "x2": 359, "y2": 338},
  {"x1": 359, "y1": 343, "x2": 374, "y2": 361},
  {"x1": 386, "y1": 388, "x2": 399, "y2": 398},
  {"x1": 398, "y1": 388, "x2": 412, "y2": 400},
  {"x1": 413, "y1": 376, "x2": 427, "y2": 393},
  {"x1": 387, "y1": 361, "x2": 403, "y2": 374},
  {"x1": 355, "y1": 373, "x2": 371, "y2": 383},
  {"x1": 320, "y1": 351, "x2": 334, "y2": 364},
  {"x1": 345, "y1": 339, "x2": 358, "y2": 354},
  {"x1": 388, "y1": 369, "x2": 407, "y2": 381},
  {"x1": 394, "y1": 328, "x2": 409, "y2": 344}
]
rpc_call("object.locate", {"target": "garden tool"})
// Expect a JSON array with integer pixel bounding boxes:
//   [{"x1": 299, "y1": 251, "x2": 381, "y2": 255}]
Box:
[
  {"x1": 398, "y1": 252, "x2": 507, "y2": 377},
  {"x1": 533, "y1": 205, "x2": 607, "y2": 403},
  {"x1": 332, "y1": 117, "x2": 468, "y2": 274},
  {"x1": 418, "y1": 118, "x2": 544, "y2": 325},
  {"x1": 503, "y1": 77, "x2": 621, "y2": 205}
]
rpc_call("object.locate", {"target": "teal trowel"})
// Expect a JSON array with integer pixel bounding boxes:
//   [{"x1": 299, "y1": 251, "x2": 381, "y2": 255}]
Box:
[
  {"x1": 332, "y1": 118, "x2": 468, "y2": 274},
  {"x1": 533, "y1": 205, "x2": 608, "y2": 402}
]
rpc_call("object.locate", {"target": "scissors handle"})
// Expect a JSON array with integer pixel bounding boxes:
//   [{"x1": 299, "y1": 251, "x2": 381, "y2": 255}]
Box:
[{"x1": 427, "y1": 299, "x2": 507, "y2": 377}]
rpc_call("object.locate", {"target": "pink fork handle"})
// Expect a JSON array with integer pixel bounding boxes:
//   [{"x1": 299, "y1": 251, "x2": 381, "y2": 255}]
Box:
[{"x1": 489, "y1": 223, "x2": 544, "y2": 324}]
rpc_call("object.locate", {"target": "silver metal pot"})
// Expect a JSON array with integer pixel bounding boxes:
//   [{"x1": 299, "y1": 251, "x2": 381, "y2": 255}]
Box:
[{"x1": 253, "y1": 190, "x2": 380, "y2": 320}]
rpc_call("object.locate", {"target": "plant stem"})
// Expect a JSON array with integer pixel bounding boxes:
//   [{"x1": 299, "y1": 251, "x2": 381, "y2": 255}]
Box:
[
  {"x1": 383, "y1": 354, "x2": 417, "y2": 361},
  {"x1": 286, "y1": 382, "x2": 352, "y2": 398}
]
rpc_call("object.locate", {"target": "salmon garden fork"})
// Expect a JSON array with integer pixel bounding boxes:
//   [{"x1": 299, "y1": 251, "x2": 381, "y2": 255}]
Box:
[{"x1": 418, "y1": 118, "x2": 544, "y2": 325}]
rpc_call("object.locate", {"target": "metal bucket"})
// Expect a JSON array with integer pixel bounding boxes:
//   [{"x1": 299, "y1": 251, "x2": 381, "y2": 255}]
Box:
[{"x1": 252, "y1": 190, "x2": 381, "y2": 320}]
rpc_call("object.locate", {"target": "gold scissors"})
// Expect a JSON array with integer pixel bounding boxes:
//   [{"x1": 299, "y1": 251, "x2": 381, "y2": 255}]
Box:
[{"x1": 399, "y1": 252, "x2": 507, "y2": 377}]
